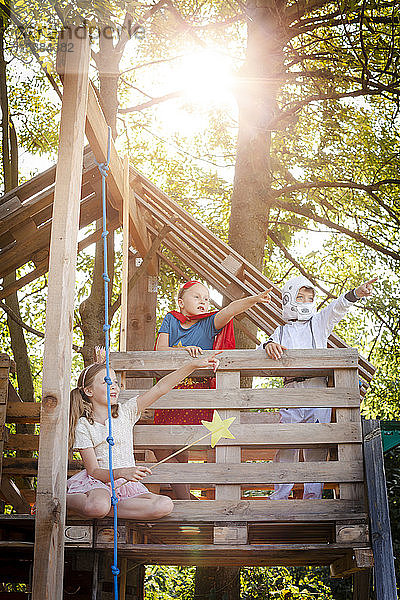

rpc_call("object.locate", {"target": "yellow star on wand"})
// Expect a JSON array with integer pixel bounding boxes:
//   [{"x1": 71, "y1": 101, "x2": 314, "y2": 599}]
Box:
[
  {"x1": 201, "y1": 410, "x2": 236, "y2": 448},
  {"x1": 115, "y1": 409, "x2": 237, "y2": 488}
]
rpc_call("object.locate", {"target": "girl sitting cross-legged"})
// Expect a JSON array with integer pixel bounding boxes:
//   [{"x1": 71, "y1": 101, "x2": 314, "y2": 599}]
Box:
[{"x1": 66, "y1": 353, "x2": 220, "y2": 520}]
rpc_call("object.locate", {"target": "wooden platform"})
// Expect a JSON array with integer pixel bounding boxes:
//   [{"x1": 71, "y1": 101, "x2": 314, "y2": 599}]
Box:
[{"x1": 0, "y1": 350, "x2": 377, "y2": 583}]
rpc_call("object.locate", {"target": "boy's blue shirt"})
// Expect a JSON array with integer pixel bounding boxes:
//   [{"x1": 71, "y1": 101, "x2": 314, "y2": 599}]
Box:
[{"x1": 158, "y1": 312, "x2": 222, "y2": 349}]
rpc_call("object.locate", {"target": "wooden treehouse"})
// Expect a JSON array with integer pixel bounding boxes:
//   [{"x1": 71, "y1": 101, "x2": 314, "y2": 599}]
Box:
[{"x1": 0, "y1": 33, "x2": 396, "y2": 600}]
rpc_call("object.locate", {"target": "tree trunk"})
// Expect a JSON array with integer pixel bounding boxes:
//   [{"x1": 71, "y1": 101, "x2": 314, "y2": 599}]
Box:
[
  {"x1": 195, "y1": 4, "x2": 285, "y2": 597},
  {"x1": 228, "y1": 0, "x2": 284, "y2": 351},
  {"x1": 0, "y1": 27, "x2": 35, "y2": 403},
  {"x1": 1, "y1": 26, "x2": 35, "y2": 497},
  {"x1": 78, "y1": 33, "x2": 121, "y2": 366},
  {"x1": 194, "y1": 566, "x2": 240, "y2": 600}
]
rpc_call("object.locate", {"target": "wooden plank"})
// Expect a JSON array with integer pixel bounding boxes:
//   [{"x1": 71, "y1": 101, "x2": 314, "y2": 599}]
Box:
[
  {"x1": 85, "y1": 86, "x2": 153, "y2": 260},
  {"x1": 157, "y1": 499, "x2": 367, "y2": 522},
  {"x1": 85, "y1": 82, "x2": 125, "y2": 214},
  {"x1": 215, "y1": 372, "x2": 241, "y2": 500},
  {"x1": 0, "y1": 476, "x2": 31, "y2": 514},
  {"x1": 131, "y1": 422, "x2": 361, "y2": 448},
  {"x1": 0, "y1": 217, "x2": 115, "y2": 300},
  {"x1": 335, "y1": 368, "x2": 363, "y2": 502},
  {"x1": 95, "y1": 543, "x2": 363, "y2": 567},
  {"x1": 330, "y1": 548, "x2": 374, "y2": 577},
  {"x1": 214, "y1": 525, "x2": 247, "y2": 544},
  {"x1": 0, "y1": 187, "x2": 100, "y2": 280},
  {"x1": 0, "y1": 361, "x2": 10, "y2": 486},
  {"x1": 353, "y1": 570, "x2": 372, "y2": 600},
  {"x1": 2, "y1": 457, "x2": 83, "y2": 477},
  {"x1": 120, "y1": 156, "x2": 130, "y2": 353},
  {"x1": 6, "y1": 402, "x2": 41, "y2": 422},
  {"x1": 111, "y1": 348, "x2": 359, "y2": 376},
  {"x1": 64, "y1": 525, "x2": 93, "y2": 547},
  {"x1": 119, "y1": 387, "x2": 360, "y2": 408},
  {"x1": 0, "y1": 195, "x2": 22, "y2": 220},
  {"x1": 5, "y1": 434, "x2": 39, "y2": 451},
  {"x1": 135, "y1": 461, "x2": 365, "y2": 485},
  {"x1": 335, "y1": 522, "x2": 369, "y2": 544},
  {"x1": 362, "y1": 419, "x2": 397, "y2": 600},
  {"x1": 32, "y1": 33, "x2": 90, "y2": 600},
  {"x1": 128, "y1": 185, "x2": 152, "y2": 258}
]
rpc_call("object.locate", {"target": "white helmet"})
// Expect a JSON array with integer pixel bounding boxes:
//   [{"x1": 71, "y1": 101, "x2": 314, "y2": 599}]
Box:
[{"x1": 282, "y1": 275, "x2": 317, "y2": 322}]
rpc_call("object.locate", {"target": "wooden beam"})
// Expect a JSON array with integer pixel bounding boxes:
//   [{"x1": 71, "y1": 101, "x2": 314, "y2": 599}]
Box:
[
  {"x1": 111, "y1": 348, "x2": 359, "y2": 376},
  {"x1": 0, "y1": 218, "x2": 118, "y2": 301},
  {"x1": 335, "y1": 368, "x2": 363, "y2": 502},
  {"x1": 0, "y1": 476, "x2": 31, "y2": 513},
  {"x1": 215, "y1": 372, "x2": 241, "y2": 500},
  {"x1": 330, "y1": 548, "x2": 373, "y2": 577},
  {"x1": 120, "y1": 156, "x2": 130, "y2": 353},
  {"x1": 32, "y1": 32, "x2": 90, "y2": 600},
  {"x1": 362, "y1": 419, "x2": 397, "y2": 600},
  {"x1": 119, "y1": 387, "x2": 360, "y2": 408},
  {"x1": 137, "y1": 461, "x2": 364, "y2": 484},
  {"x1": 130, "y1": 422, "x2": 361, "y2": 448},
  {"x1": 85, "y1": 82, "x2": 125, "y2": 213}
]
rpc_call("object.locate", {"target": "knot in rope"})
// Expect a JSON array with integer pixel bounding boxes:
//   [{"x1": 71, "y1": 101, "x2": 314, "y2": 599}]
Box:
[
  {"x1": 111, "y1": 565, "x2": 120, "y2": 576},
  {"x1": 111, "y1": 496, "x2": 119, "y2": 507},
  {"x1": 106, "y1": 435, "x2": 115, "y2": 446},
  {"x1": 102, "y1": 273, "x2": 110, "y2": 283},
  {"x1": 104, "y1": 375, "x2": 112, "y2": 385},
  {"x1": 97, "y1": 162, "x2": 110, "y2": 178}
]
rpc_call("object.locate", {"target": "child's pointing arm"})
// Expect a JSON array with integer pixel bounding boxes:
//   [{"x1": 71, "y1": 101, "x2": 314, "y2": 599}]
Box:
[
  {"x1": 136, "y1": 352, "x2": 222, "y2": 411},
  {"x1": 214, "y1": 289, "x2": 271, "y2": 330}
]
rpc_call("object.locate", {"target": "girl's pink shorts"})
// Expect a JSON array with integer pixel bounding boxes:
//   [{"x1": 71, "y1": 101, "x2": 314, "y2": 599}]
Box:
[{"x1": 66, "y1": 469, "x2": 149, "y2": 500}]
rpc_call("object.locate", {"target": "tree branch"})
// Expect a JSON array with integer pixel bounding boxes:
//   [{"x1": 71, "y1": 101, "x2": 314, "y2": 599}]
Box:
[
  {"x1": 110, "y1": 221, "x2": 176, "y2": 318},
  {"x1": 275, "y1": 179, "x2": 400, "y2": 196},
  {"x1": 0, "y1": 301, "x2": 81, "y2": 352},
  {"x1": 268, "y1": 230, "x2": 335, "y2": 298},
  {"x1": 276, "y1": 200, "x2": 400, "y2": 261},
  {"x1": 119, "y1": 90, "x2": 184, "y2": 113},
  {"x1": 270, "y1": 87, "x2": 395, "y2": 129}
]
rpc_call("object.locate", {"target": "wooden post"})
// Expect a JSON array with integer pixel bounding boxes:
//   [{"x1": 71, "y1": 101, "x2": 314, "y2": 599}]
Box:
[
  {"x1": 215, "y1": 371, "x2": 241, "y2": 501},
  {"x1": 125, "y1": 252, "x2": 158, "y2": 389},
  {"x1": 353, "y1": 571, "x2": 371, "y2": 600},
  {"x1": 32, "y1": 31, "x2": 90, "y2": 600},
  {"x1": 362, "y1": 419, "x2": 397, "y2": 600},
  {"x1": 120, "y1": 156, "x2": 130, "y2": 355},
  {"x1": 0, "y1": 355, "x2": 12, "y2": 487},
  {"x1": 335, "y1": 367, "x2": 363, "y2": 501}
]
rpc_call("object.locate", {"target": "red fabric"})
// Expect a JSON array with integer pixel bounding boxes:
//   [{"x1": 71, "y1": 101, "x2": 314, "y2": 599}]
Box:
[{"x1": 154, "y1": 311, "x2": 235, "y2": 425}]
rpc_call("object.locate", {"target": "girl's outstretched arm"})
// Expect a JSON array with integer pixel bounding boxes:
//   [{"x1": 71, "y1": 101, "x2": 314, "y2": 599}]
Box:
[
  {"x1": 79, "y1": 447, "x2": 152, "y2": 483},
  {"x1": 136, "y1": 352, "x2": 221, "y2": 411},
  {"x1": 214, "y1": 289, "x2": 271, "y2": 330}
]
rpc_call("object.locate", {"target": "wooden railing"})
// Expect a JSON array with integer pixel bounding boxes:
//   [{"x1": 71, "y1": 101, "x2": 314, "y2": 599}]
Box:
[
  {"x1": 0, "y1": 350, "x2": 377, "y2": 571},
  {"x1": 1, "y1": 350, "x2": 365, "y2": 509},
  {"x1": 112, "y1": 349, "x2": 365, "y2": 514}
]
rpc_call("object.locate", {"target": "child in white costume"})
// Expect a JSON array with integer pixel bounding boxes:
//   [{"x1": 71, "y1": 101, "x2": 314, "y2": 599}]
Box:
[{"x1": 264, "y1": 275, "x2": 376, "y2": 500}]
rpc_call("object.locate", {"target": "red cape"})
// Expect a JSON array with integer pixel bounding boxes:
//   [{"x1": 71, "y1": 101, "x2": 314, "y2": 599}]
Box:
[{"x1": 155, "y1": 310, "x2": 235, "y2": 350}]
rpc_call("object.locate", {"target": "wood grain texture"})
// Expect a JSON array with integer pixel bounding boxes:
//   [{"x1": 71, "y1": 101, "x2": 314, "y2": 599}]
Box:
[{"x1": 32, "y1": 33, "x2": 90, "y2": 600}]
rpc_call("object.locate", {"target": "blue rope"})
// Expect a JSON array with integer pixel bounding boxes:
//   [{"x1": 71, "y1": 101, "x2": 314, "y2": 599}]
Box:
[{"x1": 97, "y1": 127, "x2": 120, "y2": 599}]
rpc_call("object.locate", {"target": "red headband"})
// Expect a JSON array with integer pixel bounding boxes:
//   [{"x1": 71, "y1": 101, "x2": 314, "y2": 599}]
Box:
[{"x1": 181, "y1": 280, "x2": 202, "y2": 290}]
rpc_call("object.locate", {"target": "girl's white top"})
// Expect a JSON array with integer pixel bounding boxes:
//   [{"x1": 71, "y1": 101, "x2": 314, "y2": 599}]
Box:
[{"x1": 73, "y1": 396, "x2": 140, "y2": 469}]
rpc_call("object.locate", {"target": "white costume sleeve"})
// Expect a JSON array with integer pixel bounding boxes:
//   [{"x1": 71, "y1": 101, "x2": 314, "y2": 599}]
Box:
[
  {"x1": 313, "y1": 293, "x2": 355, "y2": 339},
  {"x1": 267, "y1": 327, "x2": 282, "y2": 344}
]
